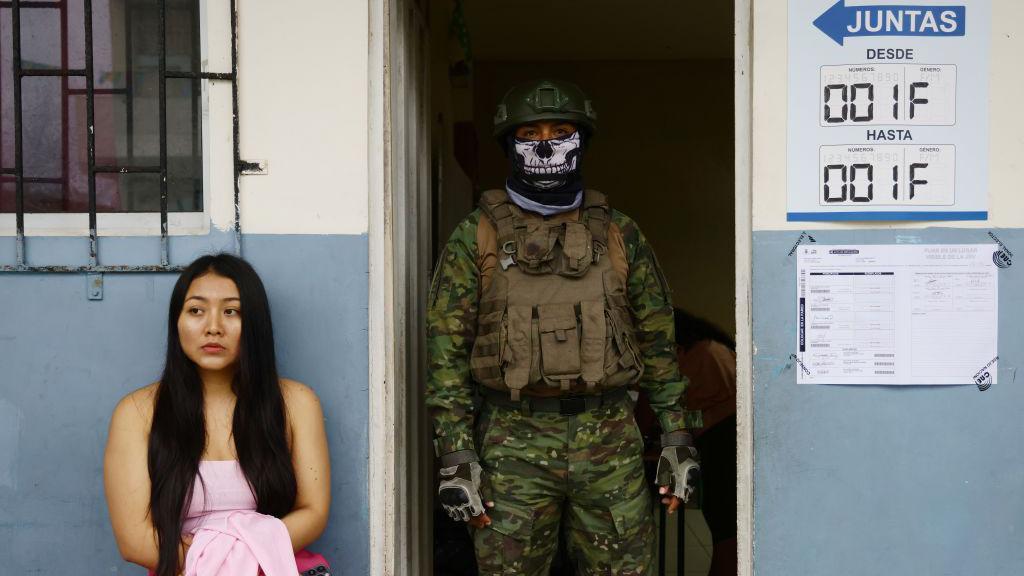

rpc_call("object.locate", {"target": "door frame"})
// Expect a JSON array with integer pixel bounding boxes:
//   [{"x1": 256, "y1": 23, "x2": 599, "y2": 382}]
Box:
[
  {"x1": 367, "y1": 0, "x2": 392, "y2": 572},
  {"x1": 734, "y1": 1, "x2": 754, "y2": 575},
  {"x1": 368, "y1": 0, "x2": 433, "y2": 574}
]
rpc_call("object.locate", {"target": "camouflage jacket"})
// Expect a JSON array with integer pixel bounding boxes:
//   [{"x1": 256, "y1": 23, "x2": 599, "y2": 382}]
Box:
[{"x1": 426, "y1": 207, "x2": 693, "y2": 456}]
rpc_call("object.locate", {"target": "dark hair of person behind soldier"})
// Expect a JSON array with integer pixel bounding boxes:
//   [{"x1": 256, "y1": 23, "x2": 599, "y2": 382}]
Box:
[{"x1": 674, "y1": 308, "x2": 736, "y2": 352}]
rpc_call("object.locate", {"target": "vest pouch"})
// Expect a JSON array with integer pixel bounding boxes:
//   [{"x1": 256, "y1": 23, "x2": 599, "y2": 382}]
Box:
[
  {"x1": 504, "y1": 305, "x2": 535, "y2": 400},
  {"x1": 470, "y1": 294, "x2": 509, "y2": 389},
  {"x1": 579, "y1": 300, "x2": 606, "y2": 392},
  {"x1": 516, "y1": 225, "x2": 559, "y2": 274},
  {"x1": 603, "y1": 307, "x2": 644, "y2": 389},
  {"x1": 537, "y1": 303, "x2": 582, "y2": 391},
  {"x1": 556, "y1": 221, "x2": 592, "y2": 278}
]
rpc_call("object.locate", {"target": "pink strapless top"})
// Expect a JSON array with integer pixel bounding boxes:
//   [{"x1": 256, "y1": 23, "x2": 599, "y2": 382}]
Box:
[
  {"x1": 184, "y1": 461, "x2": 258, "y2": 529},
  {"x1": 180, "y1": 461, "x2": 298, "y2": 576}
]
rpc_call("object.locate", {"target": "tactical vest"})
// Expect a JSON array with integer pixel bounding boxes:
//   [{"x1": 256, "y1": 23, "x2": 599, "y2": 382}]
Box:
[{"x1": 469, "y1": 189, "x2": 644, "y2": 401}]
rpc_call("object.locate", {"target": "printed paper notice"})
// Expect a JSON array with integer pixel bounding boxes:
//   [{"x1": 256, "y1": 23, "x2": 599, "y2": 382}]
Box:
[{"x1": 796, "y1": 244, "x2": 998, "y2": 385}]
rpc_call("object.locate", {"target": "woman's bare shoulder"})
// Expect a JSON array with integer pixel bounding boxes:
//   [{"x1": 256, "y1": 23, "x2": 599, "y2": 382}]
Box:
[
  {"x1": 112, "y1": 382, "x2": 159, "y2": 427},
  {"x1": 280, "y1": 378, "x2": 323, "y2": 415}
]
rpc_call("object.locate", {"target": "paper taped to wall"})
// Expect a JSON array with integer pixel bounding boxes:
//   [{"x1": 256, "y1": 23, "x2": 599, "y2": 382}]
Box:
[{"x1": 796, "y1": 244, "x2": 998, "y2": 385}]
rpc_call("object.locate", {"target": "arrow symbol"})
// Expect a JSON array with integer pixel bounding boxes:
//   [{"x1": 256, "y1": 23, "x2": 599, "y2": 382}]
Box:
[{"x1": 813, "y1": 1, "x2": 966, "y2": 46}]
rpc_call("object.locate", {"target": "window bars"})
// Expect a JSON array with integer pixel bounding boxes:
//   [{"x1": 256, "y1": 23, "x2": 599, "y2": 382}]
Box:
[{"x1": 0, "y1": 0, "x2": 240, "y2": 273}]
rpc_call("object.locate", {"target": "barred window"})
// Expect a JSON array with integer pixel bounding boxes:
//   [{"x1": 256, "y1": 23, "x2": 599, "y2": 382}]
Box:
[{"x1": 0, "y1": 0, "x2": 203, "y2": 215}]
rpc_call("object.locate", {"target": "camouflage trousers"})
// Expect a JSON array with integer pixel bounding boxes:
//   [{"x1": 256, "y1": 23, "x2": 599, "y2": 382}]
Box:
[{"x1": 472, "y1": 397, "x2": 655, "y2": 576}]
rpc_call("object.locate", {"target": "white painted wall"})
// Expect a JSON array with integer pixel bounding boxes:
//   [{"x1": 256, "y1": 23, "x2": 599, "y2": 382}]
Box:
[
  {"x1": 753, "y1": 0, "x2": 1024, "y2": 232},
  {"x1": 236, "y1": 0, "x2": 369, "y2": 235}
]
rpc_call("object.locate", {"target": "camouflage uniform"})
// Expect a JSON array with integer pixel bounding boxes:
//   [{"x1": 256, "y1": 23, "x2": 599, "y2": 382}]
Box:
[{"x1": 427, "y1": 205, "x2": 695, "y2": 575}]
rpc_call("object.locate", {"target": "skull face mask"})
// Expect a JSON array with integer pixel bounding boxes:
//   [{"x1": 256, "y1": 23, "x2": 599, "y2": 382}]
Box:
[{"x1": 511, "y1": 131, "x2": 583, "y2": 191}]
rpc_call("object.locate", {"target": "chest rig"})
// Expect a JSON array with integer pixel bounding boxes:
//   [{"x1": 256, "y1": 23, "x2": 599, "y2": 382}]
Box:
[{"x1": 470, "y1": 189, "x2": 644, "y2": 401}]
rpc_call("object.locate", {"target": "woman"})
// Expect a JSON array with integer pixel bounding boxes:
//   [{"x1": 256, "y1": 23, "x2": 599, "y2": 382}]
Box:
[
  {"x1": 104, "y1": 254, "x2": 331, "y2": 576},
  {"x1": 675, "y1": 309, "x2": 737, "y2": 576}
]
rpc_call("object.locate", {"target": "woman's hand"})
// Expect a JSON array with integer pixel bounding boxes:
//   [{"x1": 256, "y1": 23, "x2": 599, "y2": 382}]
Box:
[{"x1": 179, "y1": 533, "x2": 194, "y2": 566}]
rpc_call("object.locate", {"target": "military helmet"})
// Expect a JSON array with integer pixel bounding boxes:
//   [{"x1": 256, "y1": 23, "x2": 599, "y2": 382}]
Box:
[{"x1": 493, "y1": 79, "x2": 597, "y2": 139}]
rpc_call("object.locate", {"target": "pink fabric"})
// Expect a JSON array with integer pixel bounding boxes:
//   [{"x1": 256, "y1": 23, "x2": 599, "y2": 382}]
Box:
[
  {"x1": 294, "y1": 549, "x2": 330, "y2": 572},
  {"x1": 181, "y1": 461, "x2": 298, "y2": 576}
]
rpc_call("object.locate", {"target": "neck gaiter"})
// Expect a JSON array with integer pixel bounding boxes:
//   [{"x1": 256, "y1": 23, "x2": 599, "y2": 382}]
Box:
[{"x1": 507, "y1": 131, "x2": 584, "y2": 207}]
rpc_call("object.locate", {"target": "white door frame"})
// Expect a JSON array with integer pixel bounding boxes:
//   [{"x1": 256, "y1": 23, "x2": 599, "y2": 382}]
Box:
[
  {"x1": 368, "y1": 0, "x2": 432, "y2": 573},
  {"x1": 734, "y1": 1, "x2": 754, "y2": 575},
  {"x1": 368, "y1": 0, "x2": 756, "y2": 574},
  {"x1": 367, "y1": 0, "x2": 394, "y2": 573}
]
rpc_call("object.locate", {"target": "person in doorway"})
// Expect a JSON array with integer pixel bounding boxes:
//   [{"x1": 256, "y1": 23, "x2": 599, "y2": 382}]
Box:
[
  {"x1": 104, "y1": 254, "x2": 332, "y2": 576},
  {"x1": 674, "y1": 309, "x2": 737, "y2": 576},
  {"x1": 426, "y1": 79, "x2": 700, "y2": 575}
]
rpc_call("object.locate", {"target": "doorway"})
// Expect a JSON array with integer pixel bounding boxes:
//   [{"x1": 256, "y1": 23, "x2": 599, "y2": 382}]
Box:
[
  {"x1": 431, "y1": 4, "x2": 737, "y2": 339},
  {"x1": 378, "y1": 0, "x2": 741, "y2": 574}
]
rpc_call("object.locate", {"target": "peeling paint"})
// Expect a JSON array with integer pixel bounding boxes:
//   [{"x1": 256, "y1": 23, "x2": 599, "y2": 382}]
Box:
[{"x1": 0, "y1": 265, "x2": 185, "y2": 273}]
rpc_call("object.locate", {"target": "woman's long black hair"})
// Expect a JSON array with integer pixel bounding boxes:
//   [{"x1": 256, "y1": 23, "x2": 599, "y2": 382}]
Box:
[
  {"x1": 674, "y1": 308, "x2": 736, "y2": 352},
  {"x1": 148, "y1": 254, "x2": 296, "y2": 576}
]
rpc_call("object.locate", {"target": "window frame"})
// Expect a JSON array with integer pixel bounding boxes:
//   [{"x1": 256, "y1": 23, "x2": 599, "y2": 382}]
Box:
[{"x1": 0, "y1": 0, "x2": 239, "y2": 272}]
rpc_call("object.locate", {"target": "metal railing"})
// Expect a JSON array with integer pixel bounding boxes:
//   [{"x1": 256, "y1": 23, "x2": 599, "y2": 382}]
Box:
[{"x1": 0, "y1": 0, "x2": 240, "y2": 273}]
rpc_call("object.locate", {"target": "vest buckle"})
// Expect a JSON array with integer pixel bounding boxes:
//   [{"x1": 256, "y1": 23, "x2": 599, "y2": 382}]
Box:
[{"x1": 500, "y1": 240, "x2": 517, "y2": 271}]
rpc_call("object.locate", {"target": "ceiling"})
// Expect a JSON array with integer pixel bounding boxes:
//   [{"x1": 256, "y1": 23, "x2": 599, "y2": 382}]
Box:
[{"x1": 460, "y1": 0, "x2": 734, "y2": 61}]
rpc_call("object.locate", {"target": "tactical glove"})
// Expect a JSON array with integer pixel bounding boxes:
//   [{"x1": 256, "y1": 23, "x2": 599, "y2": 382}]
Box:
[
  {"x1": 656, "y1": 430, "x2": 701, "y2": 503},
  {"x1": 438, "y1": 449, "x2": 486, "y2": 522}
]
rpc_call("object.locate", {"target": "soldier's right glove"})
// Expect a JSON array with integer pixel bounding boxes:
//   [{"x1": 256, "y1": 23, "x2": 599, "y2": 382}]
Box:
[
  {"x1": 656, "y1": 430, "x2": 701, "y2": 503},
  {"x1": 437, "y1": 449, "x2": 486, "y2": 522}
]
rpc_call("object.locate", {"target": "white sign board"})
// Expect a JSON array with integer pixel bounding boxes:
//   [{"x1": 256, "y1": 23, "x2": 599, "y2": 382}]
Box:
[
  {"x1": 796, "y1": 244, "x2": 998, "y2": 385},
  {"x1": 788, "y1": 1, "x2": 990, "y2": 221}
]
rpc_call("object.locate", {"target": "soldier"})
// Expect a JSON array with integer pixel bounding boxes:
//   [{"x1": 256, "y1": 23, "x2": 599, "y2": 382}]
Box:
[{"x1": 427, "y1": 79, "x2": 700, "y2": 575}]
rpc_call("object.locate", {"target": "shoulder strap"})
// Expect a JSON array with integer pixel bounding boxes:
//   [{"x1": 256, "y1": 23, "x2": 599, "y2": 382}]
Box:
[
  {"x1": 582, "y1": 190, "x2": 610, "y2": 255},
  {"x1": 478, "y1": 189, "x2": 519, "y2": 250}
]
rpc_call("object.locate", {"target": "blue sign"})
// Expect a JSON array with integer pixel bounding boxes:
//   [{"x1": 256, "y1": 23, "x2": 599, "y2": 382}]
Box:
[{"x1": 813, "y1": 1, "x2": 966, "y2": 45}]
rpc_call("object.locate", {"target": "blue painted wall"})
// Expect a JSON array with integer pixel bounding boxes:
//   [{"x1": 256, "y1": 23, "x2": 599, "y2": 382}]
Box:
[
  {"x1": 0, "y1": 233, "x2": 369, "y2": 574},
  {"x1": 753, "y1": 228, "x2": 1024, "y2": 576}
]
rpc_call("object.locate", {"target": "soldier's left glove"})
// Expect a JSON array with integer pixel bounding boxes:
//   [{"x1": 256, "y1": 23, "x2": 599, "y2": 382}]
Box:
[
  {"x1": 438, "y1": 449, "x2": 486, "y2": 522},
  {"x1": 656, "y1": 430, "x2": 701, "y2": 503}
]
